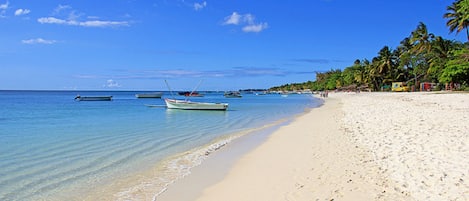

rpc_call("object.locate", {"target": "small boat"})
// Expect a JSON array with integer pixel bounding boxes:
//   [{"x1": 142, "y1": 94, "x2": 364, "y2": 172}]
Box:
[
  {"x1": 178, "y1": 91, "x2": 204, "y2": 97},
  {"x1": 135, "y1": 92, "x2": 163, "y2": 98},
  {"x1": 75, "y1": 95, "x2": 112, "y2": 101},
  {"x1": 224, "y1": 91, "x2": 242, "y2": 98},
  {"x1": 164, "y1": 98, "x2": 228, "y2": 110}
]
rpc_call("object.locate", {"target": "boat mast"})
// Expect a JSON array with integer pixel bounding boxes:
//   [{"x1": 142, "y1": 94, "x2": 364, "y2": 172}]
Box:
[
  {"x1": 188, "y1": 80, "x2": 203, "y2": 100},
  {"x1": 164, "y1": 80, "x2": 175, "y2": 99}
]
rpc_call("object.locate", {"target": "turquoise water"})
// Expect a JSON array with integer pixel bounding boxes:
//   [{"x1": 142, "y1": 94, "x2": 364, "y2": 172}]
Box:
[{"x1": 0, "y1": 90, "x2": 320, "y2": 200}]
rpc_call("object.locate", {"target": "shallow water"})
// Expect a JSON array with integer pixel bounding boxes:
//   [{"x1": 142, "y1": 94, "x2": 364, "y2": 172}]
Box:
[{"x1": 0, "y1": 90, "x2": 320, "y2": 200}]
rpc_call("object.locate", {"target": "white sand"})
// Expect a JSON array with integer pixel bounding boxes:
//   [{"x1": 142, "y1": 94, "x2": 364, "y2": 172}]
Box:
[
  {"x1": 340, "y1": 92, "x2": 469, "y2": 200},
  {"x1": 160, "y1": 92, "x2": 469, "y2": 201}
]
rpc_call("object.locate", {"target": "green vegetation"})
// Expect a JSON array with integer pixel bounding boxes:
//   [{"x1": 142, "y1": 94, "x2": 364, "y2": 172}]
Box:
[{"x1": 271, "y1": 0, "x2": 469, "y2": 92}]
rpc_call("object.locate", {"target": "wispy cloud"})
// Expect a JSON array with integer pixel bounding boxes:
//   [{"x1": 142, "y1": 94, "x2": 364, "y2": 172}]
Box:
[
  {"x1": 223, "y1": 12, "x2": 242, "y2": 25},
  {"x1": 75, "y1": 67, "x2": 313, "y2": 81},
  {"x1": 0, "y1": 1, "x2": 7, "y2": 9},
  {"x1": 38, "y1": 16, "x2": 129, "y2": 27},
  {"x1": 223, "y1": 12, "x2": 268, "y2": 33},
  {"x1": 292, "y1": 58, "x2": 346, "y2": 64},
  {"x1": 103, "y1": 79, "x2": 121, "y2": 88},
  {"x1": 0, "y1": 0, "x2": 9, "y2": 18},
  {"x1": 38, "y1": 5, "x2": 129, "y2": 28},
  {"x1": 21, "y1": 38, "x2": 57, "y2": 45},
  {"x1": 193, "y1": 1, "x2": 207, "y2": 11},
  {"x1": 14, "y1": 8, "x2": 30, "y2": 16},
  {"x1": 242, "y1": 23, "x2": 268, "y2": 33},
  {"x1": 53, "y1": 4, "x2": 71, "y2": 15}
]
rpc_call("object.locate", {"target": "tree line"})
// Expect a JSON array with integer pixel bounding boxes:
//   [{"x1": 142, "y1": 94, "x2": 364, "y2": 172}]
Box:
[{"x1": 271, "y1": 0, "x2": 469, "y2": 92}]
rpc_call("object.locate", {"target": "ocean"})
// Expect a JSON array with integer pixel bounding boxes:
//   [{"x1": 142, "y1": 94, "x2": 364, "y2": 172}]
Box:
[{"x1": 0, "y1": 90, "x2": 321, "y2": 200}]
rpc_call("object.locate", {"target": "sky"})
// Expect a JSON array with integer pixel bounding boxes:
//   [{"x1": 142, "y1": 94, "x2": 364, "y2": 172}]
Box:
[{"x1": 0, "y1": 0, "x2": 466, "y2": 91}]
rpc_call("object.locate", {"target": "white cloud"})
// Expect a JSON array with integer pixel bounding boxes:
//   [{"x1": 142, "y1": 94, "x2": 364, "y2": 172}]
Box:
[
  {"x1": 0, "y1": 0, "x2": 8, "y2": 10},
  {"x1": 79, "y1": 20, "x2": 129, "y2": 27},
  {"x1": 53, "y1": 4, "x2": 71, "y2": 15},
  {"x1": 21, "y1": 38, "x2": 57, "y2": 44},
  {"x1": 0, "y1": 0, "x2": 8, "y2": 17},
  {"x1": 38, "y1": 17, "x2": 68, "y2": 25},
  {"x1": 104, "y1": 79, "x2": 121, "y2": 88},
  {"x1": 15, "y1": 8, "x2": 30, "y2": 16},
  {"x1": 194, "y1": 1, "x2": 207, "y2": 11},
  {"x1": 243, "y1": 14, "x2": 255, "y2": 24},
  {"x1": 223, "y1": 12, "x2": 242, "y2": 25},
  {"x1": 242, "y1": 23, "x2": 268, "y2": 33},
  {"x1": 37, "y1": 17, "x2": 129, "y2": 28},
  {"x1": 38, "y1": 5, "x2": 129, "y2": 28},
  {"x1": 223, "y1": 12, "x2": 268, "y2": 33}
]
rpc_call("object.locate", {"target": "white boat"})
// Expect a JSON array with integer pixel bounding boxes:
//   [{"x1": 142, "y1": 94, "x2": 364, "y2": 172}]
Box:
[
  {"x1": 75, "y1": 95, "x2": 112, "y2": 101},
  {"x1": 135, "y1": 92, "x2": 163, "y2": 98},
  {"x1": 164, "y1": 98, "x2": 228, "y2": 110}
]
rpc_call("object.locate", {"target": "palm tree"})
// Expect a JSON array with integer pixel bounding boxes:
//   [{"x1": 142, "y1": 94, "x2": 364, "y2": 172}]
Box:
[
  {"x1": 427, "y1": 36, "x2": 454, "y2": 81},
  {"x1": 353, "y1": 59, "x2": 367, "y2": 86},
  {"x1": 410, "y1": 22, "x2": 435, "y2": 55},
  {"x1": 395, "y1": 37, "x2": 414, "y2": 82},
  {"x1": 371, "y1": 46, "x2": 397, "y2": 88},
  {"x1": 377, "y1": 46, "x2": 396, "y2": 75},
  {"x1": 444, "y1": 0, "x2": 469, "y2": 41},
  {"x1": 409, "y1": 22, "x2": 435, "y2": 84}
]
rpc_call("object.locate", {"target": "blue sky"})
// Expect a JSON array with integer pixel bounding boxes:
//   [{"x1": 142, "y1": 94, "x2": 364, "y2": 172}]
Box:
[{"x1": 0, "y1": 0, "x2": 466, "y2": 91}]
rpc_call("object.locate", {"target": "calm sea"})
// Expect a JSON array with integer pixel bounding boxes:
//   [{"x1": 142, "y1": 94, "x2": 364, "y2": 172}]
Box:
[{"x1": 0, "y1": 90, "x2": 321, "y2": 200}]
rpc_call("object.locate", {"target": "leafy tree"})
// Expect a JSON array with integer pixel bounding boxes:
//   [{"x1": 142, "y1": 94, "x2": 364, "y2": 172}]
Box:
[
  {"x1": 439, "y1": 47, "x2": 469, "y2": 84},
  {"x1": 375, "y1": 46, "x2": 397, "y2": 84},
  {"x1": 396, "y1": 37, "x2": 416, "y2": 82},
  {"x1": 444, "y1": 0, "x2": 469, "y2": 41},
  {"x1": 341, "y1": 60, "x2": 360, "y2": 86},
  {"x1": 411, "y1": 22, "x2": 435, "y2": 80},
  {"x1": 427, "y1": 36, "x2": 455, "y2": 81}
]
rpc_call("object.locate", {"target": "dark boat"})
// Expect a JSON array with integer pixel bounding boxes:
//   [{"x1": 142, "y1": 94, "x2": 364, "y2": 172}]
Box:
[
  {"x1": 75, "y1": 95, "x2": 113, "y2": 101},
  {"x1": 178, "y1": 91, "x2": 204, "y2": 97},
  {"x1": 135, "y1": 92, "x2": 163, "y2": 98},
  {"x1": 224, "y1": 91, "x2": 242, "y2": 98}
]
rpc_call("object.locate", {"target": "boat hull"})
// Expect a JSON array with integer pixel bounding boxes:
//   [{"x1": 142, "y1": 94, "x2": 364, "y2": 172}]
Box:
[
  {"x1": 224, "y1": 91, "x2": 242, "y2": 98},
  {"x1": 75, "y1": 96, "x2": 113, "y2": 101},
  {"x1": 164, "y1": 98, "x2": 228, "y2": 110},
  {"x1": 135, "y1": 92, "x2": 163, "y2": 98},
  {"x1": 177, "y1": 91, "x2": 204, "y2": 97}
]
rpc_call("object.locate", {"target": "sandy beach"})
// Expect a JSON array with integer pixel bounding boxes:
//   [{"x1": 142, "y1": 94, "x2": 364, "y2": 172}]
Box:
[{"x1": 159, "y1": 92, "x2": 468, "y2": 201}]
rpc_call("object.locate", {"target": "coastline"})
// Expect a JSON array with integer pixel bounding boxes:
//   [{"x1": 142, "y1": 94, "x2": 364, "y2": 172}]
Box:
[
  {"x1": 82, "y1": 120, "x2": 291, "y2": 201},
  {"x1": 0, "y1": 91, "x2": 319, "y2": 201},
  {"x1": 158, "y1": 92, "x2": 469, "y2": 200}
]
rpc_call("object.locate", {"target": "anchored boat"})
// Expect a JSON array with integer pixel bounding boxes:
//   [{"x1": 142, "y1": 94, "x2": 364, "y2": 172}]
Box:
[
  {"x1": 135, "y1": 92, "x2": 163, "y2": 98},
  {"x1": 74, "y1": 95, "x2": 112, "y2": 101},
  {"x1": 164, "y1": 98, "x2": 228, "y2": 110}
]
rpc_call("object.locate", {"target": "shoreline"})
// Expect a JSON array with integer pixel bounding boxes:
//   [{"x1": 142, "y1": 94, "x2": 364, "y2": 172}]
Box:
[
  {"x1": 158, "y1": 92, "x2": 469, "y2": 200},
  {"x1": 152, "y1": 105, "x2": 320, "y2": 200},
  {"x1": 80, "y1": 100, "x2": 317, "y2": 201},
  {"x1": 156, "y1": 117, "x2": 293, "y2": 200},
  {"x1": 81, "y1": 120, "x2": 289, "y2": 201}
]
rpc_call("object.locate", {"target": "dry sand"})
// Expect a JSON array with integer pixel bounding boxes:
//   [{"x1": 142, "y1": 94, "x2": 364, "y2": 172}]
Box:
[
  {"x1": 340, "y1": 92, "x2": 469, "y2": 201},
  {"x1": 159, "y1": 92, "x2": 469, "y2": 201}
]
